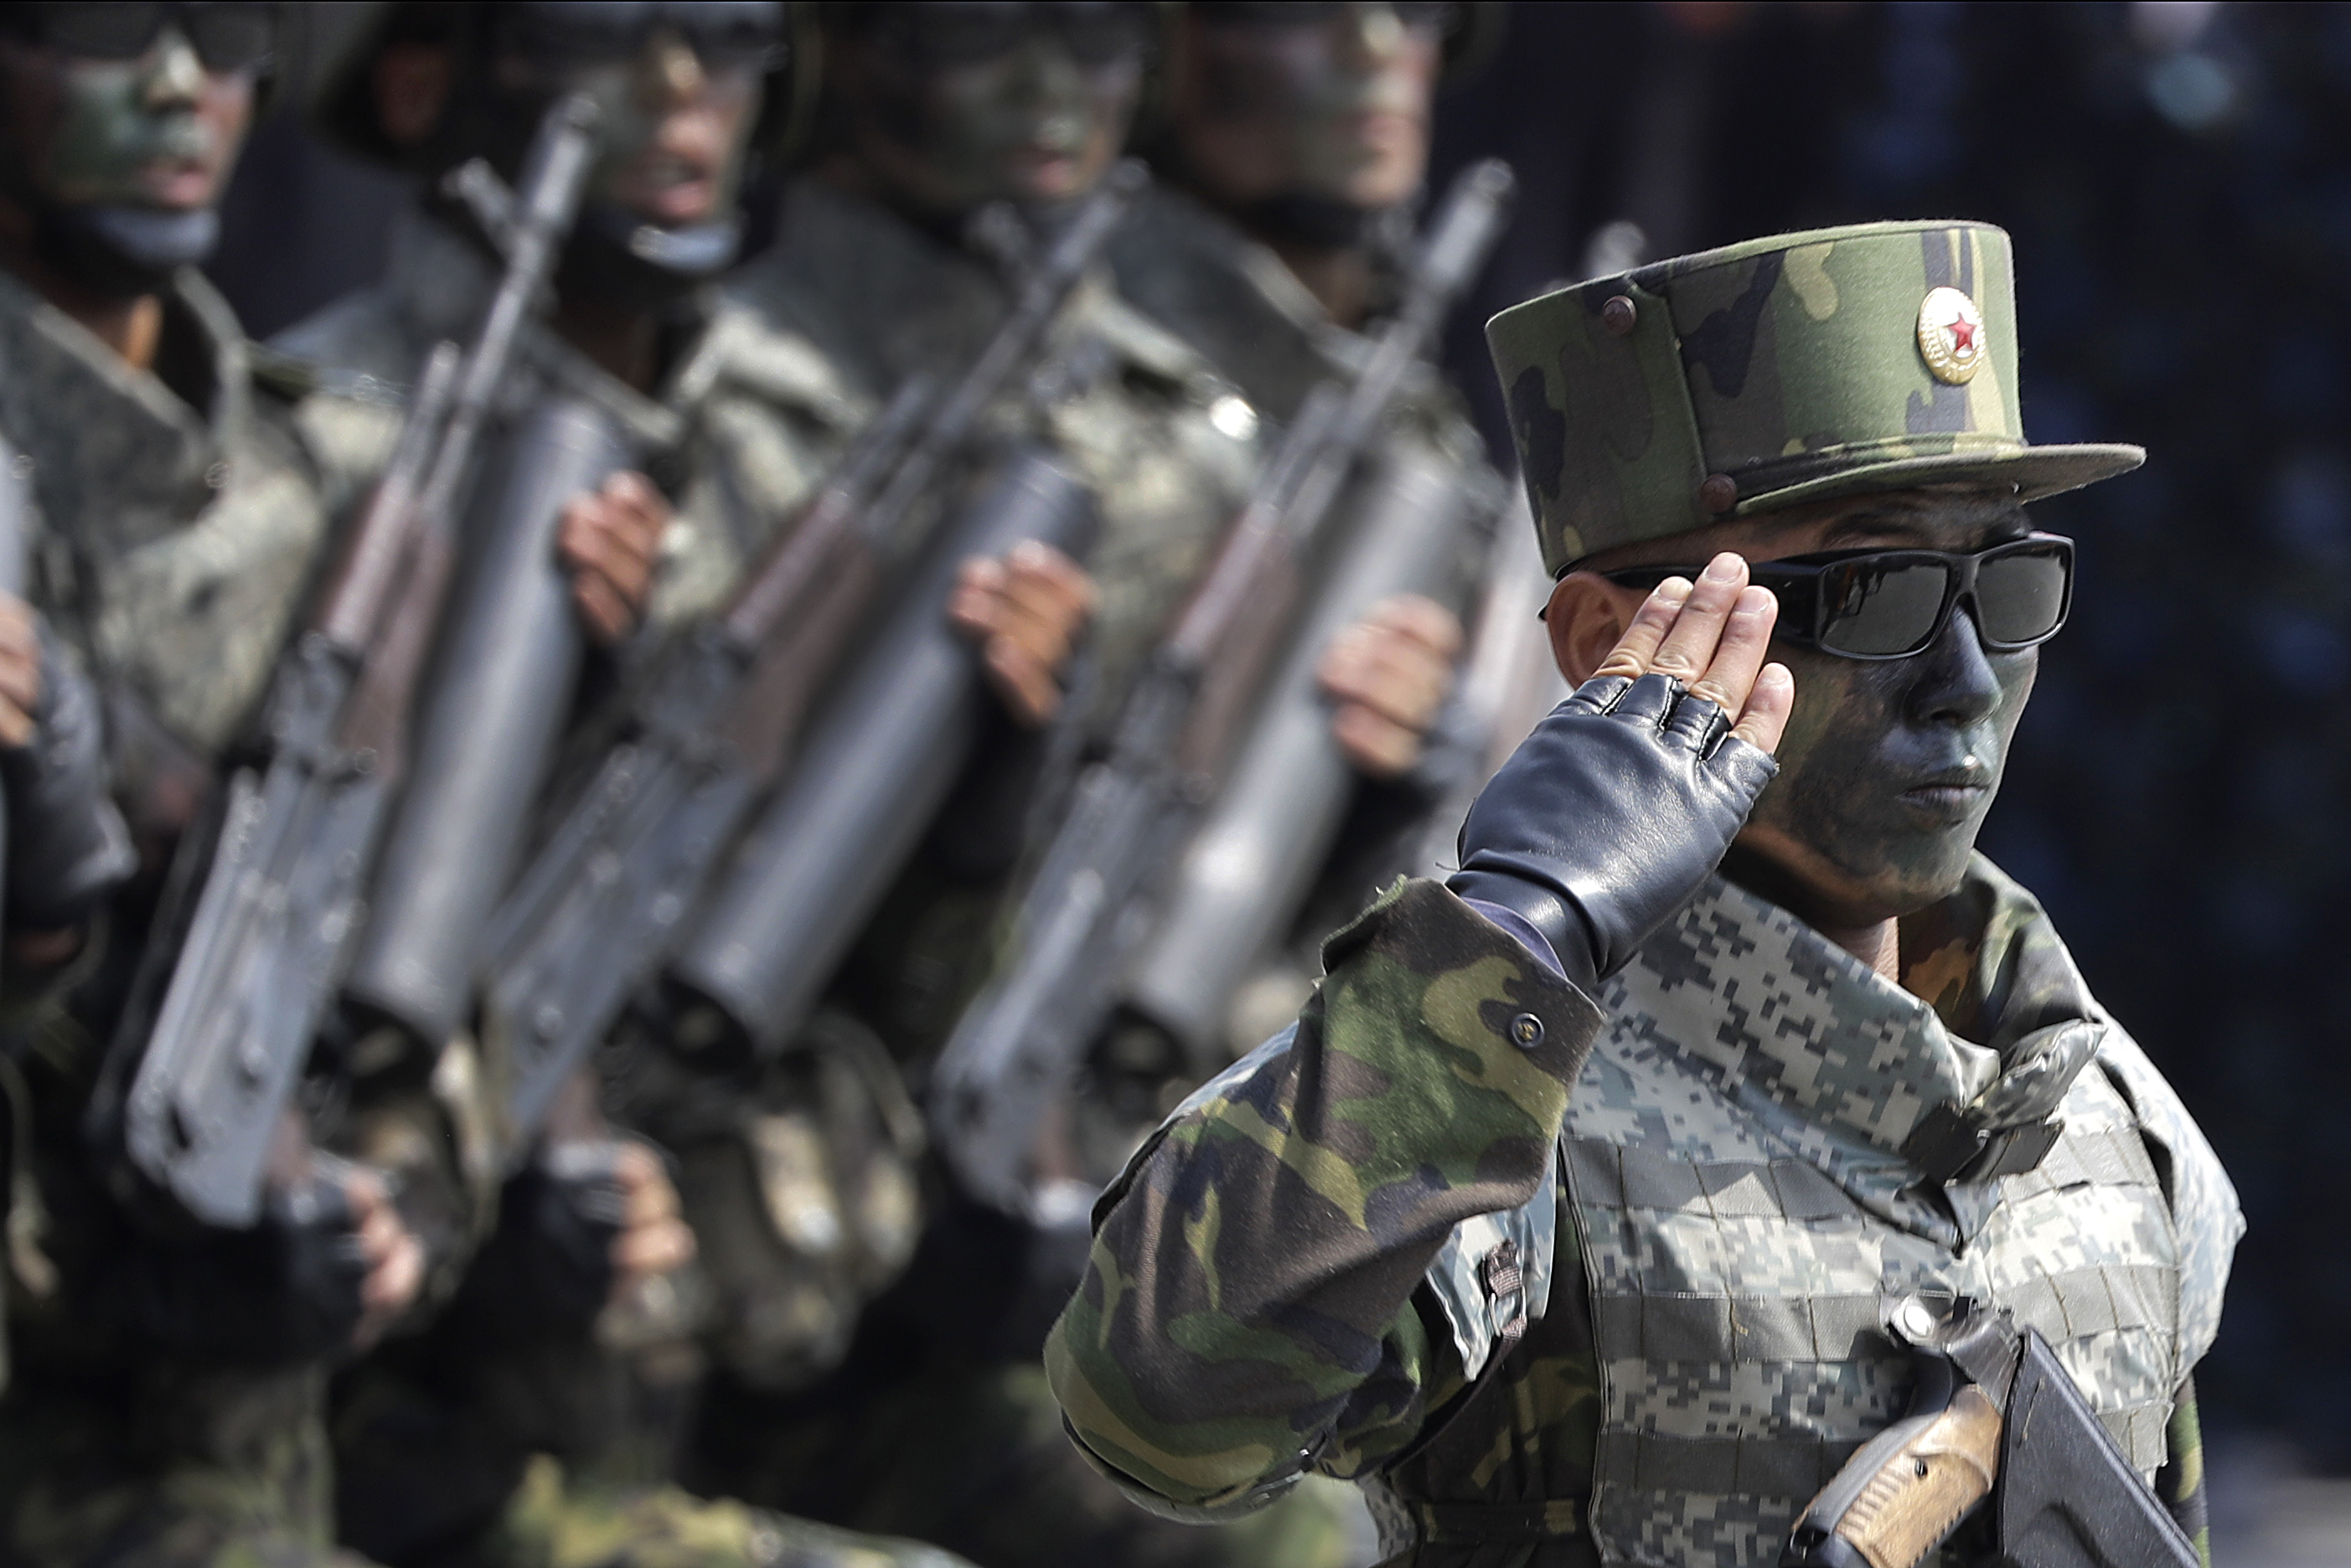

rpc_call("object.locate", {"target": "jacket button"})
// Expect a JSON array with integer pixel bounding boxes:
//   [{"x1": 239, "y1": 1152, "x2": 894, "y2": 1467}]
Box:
[{"x1": 1509, "y1": 1014, "x2": 1545, "y2": 1050}]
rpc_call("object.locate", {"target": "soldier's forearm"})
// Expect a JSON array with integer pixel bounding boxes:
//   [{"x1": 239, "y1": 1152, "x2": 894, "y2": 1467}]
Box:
[{"x1": 1047, "y1": 878, "x2": 1602, "y2": 1511}]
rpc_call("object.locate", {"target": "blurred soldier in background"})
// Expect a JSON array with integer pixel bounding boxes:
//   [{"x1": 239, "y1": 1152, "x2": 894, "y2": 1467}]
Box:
[
  {"x1": 674, "y1": 3, "x2": 1488, "y2": 1565},
  {"x1": 0, "y1": 9, "x2": 575, "y2": 1568},
  {"x1": 1100, "y1": 0, "x2": 1498, "y2": 1081},
  {"x1": 0, "y1": 6, "x2": 441, "y2": 1564},
  {"x1": 276, "y1": 4, "x2": 970, "y2": 1565},
  {"x1": 660, "y1": 4, "x2": 1274, "y2": 1562}
]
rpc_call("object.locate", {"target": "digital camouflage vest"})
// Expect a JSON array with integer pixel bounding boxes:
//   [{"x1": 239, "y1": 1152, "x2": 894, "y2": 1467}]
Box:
[{"x1": 1403, "y1": 859, "x2": 2237, "y2": 1568}]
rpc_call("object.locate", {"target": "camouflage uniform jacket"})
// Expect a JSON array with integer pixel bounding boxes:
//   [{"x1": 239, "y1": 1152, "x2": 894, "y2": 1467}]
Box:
[
  {"x1": 1047, "y1": 862, "x2": 2241, "y2": 1568},
  {"x1": 0, "y1": 263, "x2": 359, "y2": 1567}
]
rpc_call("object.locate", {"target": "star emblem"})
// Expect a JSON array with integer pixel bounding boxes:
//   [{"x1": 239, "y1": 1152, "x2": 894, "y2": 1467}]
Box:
[{"x1": 1917, "y1": 286, "x2": 1987, "y2": 384}]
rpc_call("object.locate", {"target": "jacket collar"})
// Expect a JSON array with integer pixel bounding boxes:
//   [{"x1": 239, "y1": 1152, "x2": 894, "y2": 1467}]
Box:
[
  {"x1": 1605, "y1": 855, "x2": 2104, "y2": 1242},
  {"x1": 0, "y1": 264, "x2": 245, "y2": 557}
]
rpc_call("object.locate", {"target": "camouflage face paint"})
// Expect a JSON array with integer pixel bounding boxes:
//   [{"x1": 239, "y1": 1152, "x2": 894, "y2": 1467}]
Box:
[
  {"x1": 1175, "y1": 3, "x2": 1440, "y2": 212},
  {"x1": 0, "y1": 24, "x2": 255, "y2": 212},
  {"x1": 1724, "y1": 498, "x2": 2038, "y2": 928},
  {"x1": 495, "y1": 28, "x2": 763, "y2": 232},
  {"x1": 845, "y1": 13, "x2": 1142, "y2": 217}
]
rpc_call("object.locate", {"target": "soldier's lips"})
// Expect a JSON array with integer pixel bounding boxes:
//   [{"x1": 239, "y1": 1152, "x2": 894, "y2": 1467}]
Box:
[
  {"x1": 1006, "y1": 145, "x2": 1085, "y2": 199},
  {"x1": 137, "y1": 158, "x2": 221, "y2": 208},
  {"x1": 1899, "y1": 781, "x2": 1989, "y2": 823}
]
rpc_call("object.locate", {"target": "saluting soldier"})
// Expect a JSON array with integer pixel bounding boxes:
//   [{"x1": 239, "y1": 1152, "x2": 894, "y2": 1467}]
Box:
[{"x1": 1051, "y1": 224, "x2": 2240, "y2": 1567}]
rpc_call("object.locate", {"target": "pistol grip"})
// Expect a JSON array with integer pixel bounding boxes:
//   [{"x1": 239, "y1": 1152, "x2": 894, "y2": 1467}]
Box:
[{"x1": 1785, "y1": 1385, "x2": 2001, "y2": 1568}]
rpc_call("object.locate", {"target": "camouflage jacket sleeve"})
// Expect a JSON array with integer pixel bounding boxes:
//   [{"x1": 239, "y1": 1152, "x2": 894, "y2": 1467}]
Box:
[{"x1": 1044, "y1": 877, "x2": 1604, "y2": 1517}]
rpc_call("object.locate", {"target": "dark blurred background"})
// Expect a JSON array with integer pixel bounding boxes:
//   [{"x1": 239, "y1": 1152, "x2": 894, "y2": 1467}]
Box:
[{"x1": 213, "y1": 0, "x2": 2349, "y2": 1491}]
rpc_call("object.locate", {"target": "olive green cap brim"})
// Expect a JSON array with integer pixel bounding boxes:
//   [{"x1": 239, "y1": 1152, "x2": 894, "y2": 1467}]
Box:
[{"x1": 1729, "y1": 441, "x2": 2147, "y2": 520}]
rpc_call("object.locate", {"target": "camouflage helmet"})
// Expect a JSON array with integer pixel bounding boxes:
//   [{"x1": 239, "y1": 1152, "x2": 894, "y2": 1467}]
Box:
[{"x1": 1486, "y1": 220, "x2": 2146, "y2": 575}]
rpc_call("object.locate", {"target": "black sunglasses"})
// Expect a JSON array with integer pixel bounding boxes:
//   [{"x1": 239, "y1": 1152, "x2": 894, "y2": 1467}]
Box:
[
  {"x1": 4, "y1": 2, "x2": 276, "y2": 72},
  {"x1": 499, "y1": 2, "x2": 788, "y2": 71},
  {"x1": 1602, "y1": 534, "x2": 2075, "y2": 660}
]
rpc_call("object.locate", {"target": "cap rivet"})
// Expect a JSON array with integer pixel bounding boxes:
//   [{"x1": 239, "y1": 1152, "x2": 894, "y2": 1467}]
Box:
[
  {"x1": 1508, "y1": 1014, "x2": 1545, "y2": 1050},
  {"x1": 1601, "y1": 295, "x2": 1638, "y2": 336},
  {"x1": 1699, "y1": 474, "x2": 1739, "y2": 513}
]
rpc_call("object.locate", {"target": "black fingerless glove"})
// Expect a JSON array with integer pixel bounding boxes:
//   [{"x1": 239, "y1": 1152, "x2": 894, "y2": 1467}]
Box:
[
  {"x1": 121, "y1": 1165, "x2": 372, "y2": 1365},
  {"x1": 452, "y1": 1141, "x2": 629, "y2": 1341},
  {"x1": 1447, "y1": 672, "x2": 1779, "y2": 992},
  {"x1": 3, "y1": 623, "x2": 134, "y2": 929}
]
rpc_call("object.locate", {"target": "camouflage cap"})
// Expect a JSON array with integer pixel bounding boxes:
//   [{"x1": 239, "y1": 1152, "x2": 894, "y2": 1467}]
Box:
[{"x1": 1485, "y1": 221, "x2": 2145, "y2": 575}]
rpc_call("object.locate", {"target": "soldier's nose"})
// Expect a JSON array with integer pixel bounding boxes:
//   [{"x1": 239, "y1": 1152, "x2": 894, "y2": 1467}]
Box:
[{"x1": 1903, "y1": 606, "x2": 2002, "y2": 729}]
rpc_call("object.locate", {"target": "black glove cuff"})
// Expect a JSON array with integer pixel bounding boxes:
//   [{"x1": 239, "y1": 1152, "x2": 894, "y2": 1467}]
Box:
[{"x1": 1444, "y1": 867, "x2": 1600, "y2": 993}]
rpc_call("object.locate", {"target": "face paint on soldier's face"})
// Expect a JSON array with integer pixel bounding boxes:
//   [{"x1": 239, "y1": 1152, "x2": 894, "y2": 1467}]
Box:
[
  {"x1": 1720, "y1": 497, "x2": 2040, "y2": 932},
  {"x1": 845, "y1": 9, "x2": 1143, "y2": 218},
  {"x1": 498, "y1": 30, "x2": 763, "y2": 232},
  {"x1": 1174, "y1": 3, "x2": 1440, "y2": 213},
  {"x1": 0, "y1": 25, "x2": 255, "y2": 213}
]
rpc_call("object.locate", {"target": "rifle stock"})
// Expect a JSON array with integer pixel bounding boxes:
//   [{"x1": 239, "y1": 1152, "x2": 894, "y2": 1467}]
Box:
[
  {"x1": 927, "y1": 159, "x2": 1517, "y2": 1211},
  {"x1": 122, "y1": 95, "x2": 602, "y2": 1227},
  {"x1": 479, "y1": 164, "x2": 1148, "y2": 1161}
]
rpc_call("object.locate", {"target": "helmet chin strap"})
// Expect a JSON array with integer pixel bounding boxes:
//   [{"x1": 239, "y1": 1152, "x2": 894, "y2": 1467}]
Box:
[{"x1": 29, "y1": 203, "x2": 220, "y2": 300}]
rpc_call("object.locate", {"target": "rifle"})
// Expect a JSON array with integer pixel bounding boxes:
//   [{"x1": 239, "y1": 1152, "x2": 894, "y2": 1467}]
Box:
[
  {"x1": 480, "y1": 164, "x2": 1146, "y2": 1153},
  {"x1": 1117, "y1": 441, "x2": 1493, "y2": 1074},
  {"x1": 341, "y1": 395, "x2": 628, "y2": 1048},
  {"x1": 665, "y1": 445, "x2": 1099, "y2": 1052},
  {"x1": 121, "y1": 95, "x2": 602, "y2": 1228},
  {"x1": 1782, "y1": 1299, "x2": 2198, "y2": 1568},
  {"x1": 926, "y1": 158, "x2": 1517, "y2": 1212}
]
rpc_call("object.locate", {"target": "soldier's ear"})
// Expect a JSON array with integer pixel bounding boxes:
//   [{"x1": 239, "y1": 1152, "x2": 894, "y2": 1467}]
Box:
[{"x1": 1546, "y1": 572, "x2": 1639, "y2": 687}]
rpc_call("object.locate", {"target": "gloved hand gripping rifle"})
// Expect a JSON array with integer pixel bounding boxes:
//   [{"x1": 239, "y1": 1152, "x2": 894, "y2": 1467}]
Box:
[
  {"x1": 925, "y1": 159, "x2": 1517, "y2": 1213},
  {"x1": 479, "y1": 163, "x2": 1147, "y2": 1156},
  {"x1": 120, "y1": 96, "x2": 602, "y2": 1228}
]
